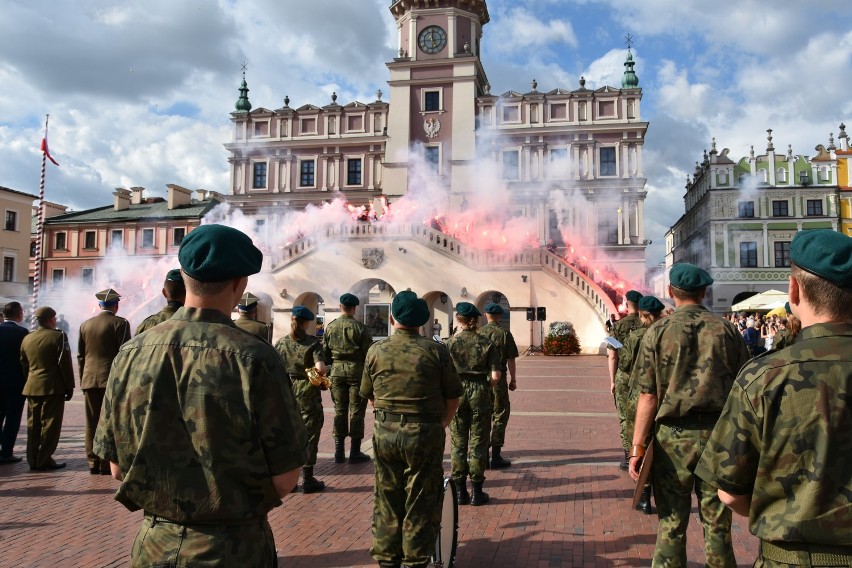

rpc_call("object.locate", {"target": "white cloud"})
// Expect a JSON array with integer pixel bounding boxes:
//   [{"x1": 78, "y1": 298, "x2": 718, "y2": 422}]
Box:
[
  {"x1": 487, "y1": 8, "x2": 577, "y2": 53},
  {"x1": 656, "y1": 60, "x2": 713, "y2": 122}
]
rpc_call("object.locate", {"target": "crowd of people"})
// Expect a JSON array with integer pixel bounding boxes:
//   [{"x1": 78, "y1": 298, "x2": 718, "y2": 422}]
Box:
[{"x1": 1, "y1": 225, "x2": 850, "y2": 567}]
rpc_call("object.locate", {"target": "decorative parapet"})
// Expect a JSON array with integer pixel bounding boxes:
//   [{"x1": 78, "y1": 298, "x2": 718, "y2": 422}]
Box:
[{"x1": 270, "y1": 224, "x2": 618, "y2": 321}]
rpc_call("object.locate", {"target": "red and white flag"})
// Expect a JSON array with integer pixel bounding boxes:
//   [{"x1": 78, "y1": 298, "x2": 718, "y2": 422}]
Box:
[{"x1": 41, "y1": 135, "x2": 59, "y2": 166}]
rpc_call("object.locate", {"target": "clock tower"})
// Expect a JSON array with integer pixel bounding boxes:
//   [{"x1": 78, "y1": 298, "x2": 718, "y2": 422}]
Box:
[{"x1": 384, "y1": 0, "x2": 491, "y2": 205}]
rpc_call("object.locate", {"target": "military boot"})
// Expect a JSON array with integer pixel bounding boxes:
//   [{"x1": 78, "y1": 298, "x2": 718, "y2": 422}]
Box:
[
  {"x1": 636, "y1": 484, "x2": 653, "y2": 515},
  {"x1": 301, "y1": 466, "x2": 325, "y2": 494},
  {"x1": 619, "y1": 449, "x2": 629, "y2": 472},
  {"x1": 333, "y1": 438, "x2": 346, "y2": 463},
  {"x1": 490, "y1": 446, "x2": 511, "y2": 469},
  {"x1": 454, "y1": 478, "x2": 470, "y2": 505},
  {"x1": 470, "y1": 481, "x2": 490, "y2": 506},
  {"x1": 348, "y1": 438, "x2": 371, "y2": 464}
]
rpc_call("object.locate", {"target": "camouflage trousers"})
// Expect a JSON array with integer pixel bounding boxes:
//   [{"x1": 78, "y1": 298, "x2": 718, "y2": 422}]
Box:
[
  {"x1": 330, "y1": 375, "x2": 368, "y2": 440},
  {"x1": 371, "y1": 417, "x2": 445, "y2": 567},
  {"x1": 490, "y1": 373, "x2": 510, "y2": 448},
  {"x1": 624, "y1": 385, "x2": 640, "y2": 449},
  {"x1": 613, "y1": 369, "x2": 631, "y2": 452},
  {"x1": 451, "y1": 378, "x2": 492, "y2": 483},
  {"x1": 131, "y1": 514, "x2": 277, "y2": 567},
  {"x1": 291, "y1": 379, "x2": 324, "y2": 467},
  {"x1": 652, "y1": 419, "x2": 735, "y2": 568}
]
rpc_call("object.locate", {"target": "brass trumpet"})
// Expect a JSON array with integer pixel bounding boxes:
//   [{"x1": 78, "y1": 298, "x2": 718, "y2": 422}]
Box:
[{"x1": 306, "y1": 367, "x2": 331, "y2": 390}]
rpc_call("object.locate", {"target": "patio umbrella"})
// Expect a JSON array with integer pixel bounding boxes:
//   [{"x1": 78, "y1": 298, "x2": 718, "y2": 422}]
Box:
[
  {"x1": 766, "y1": 305, "x2": 787, "y2": 318},
  {"x1": 731, "y1": 289, "x2": 788, "y2": 312}
]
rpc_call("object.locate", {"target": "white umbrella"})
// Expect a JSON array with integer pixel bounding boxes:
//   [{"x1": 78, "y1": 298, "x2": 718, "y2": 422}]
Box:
[{"x1": 731, "y1": 289, "x2": 788, "y2": 312}]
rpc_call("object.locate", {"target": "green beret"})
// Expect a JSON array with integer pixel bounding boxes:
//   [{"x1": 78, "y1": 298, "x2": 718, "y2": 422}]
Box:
[
  {"x1": 625, "y1": 290, "x2": 643, "y2": 303},
  {"x1": 34, "y1": 306, "x2": 56, "y2": 319},
  {"x1": 238, "y1": 292, "x2": 259, "y2": 310},
  {"x1": 670, "y1": 263, "x2": 714, "y2": 291},
  {"x1": 391, "y1": 291, "x2": 430, "y2": 327},
  {"x1": 638, "y1": 296, "x2": 665, "y2": 313},
  {"x1": 165, "y1": 269, "x2": 183, "y2": 283},
  {"x1": 456, "y1": 302, "x2": 482, "y2": 318},
  {"x1": 484, "y1": 303, "x2": 504, "y2": 315},
  {"x1": 292, "y1": 306, "x2": 314, "y2": 321},
  {"x1": 178, "y1": 224, "x2": 263, "y2": 282},
  {"x1": 95, "y1": 288, "x2": 121, "y2": 305},
  {"x1": 339, "y1": 293, "x2": 360, "y2": 307},
  {"x1": 790, "y1": 229, "x2": 852, "y2": 288},
  {"x1": 784, "y1": 302, "x2": 791, "y2": 315}
]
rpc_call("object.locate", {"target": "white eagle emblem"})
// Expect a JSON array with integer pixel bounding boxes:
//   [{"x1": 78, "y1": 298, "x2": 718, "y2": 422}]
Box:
[{"x1": 424, "y1": 118, "x2": 441, "y2": 139}]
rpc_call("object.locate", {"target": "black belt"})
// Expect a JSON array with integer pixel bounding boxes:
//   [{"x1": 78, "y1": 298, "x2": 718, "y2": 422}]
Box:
[
  {"x1": 761, "y1": 540, "x2": 852, "y2": 566},
  {"x1": 659, "y1": 412, "x2": 721, "y2": 426},
  {"x1": 374, "y1": 410, "x2": 441, "y2": 424},
  {"x1": 144, "y1": 512, "x2": 264, "y2": 528}
]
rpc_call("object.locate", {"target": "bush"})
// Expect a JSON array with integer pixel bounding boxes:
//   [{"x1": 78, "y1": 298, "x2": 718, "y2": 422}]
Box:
[{"x1": 542, "y1": 321, "x2": 581, "y2": 356}]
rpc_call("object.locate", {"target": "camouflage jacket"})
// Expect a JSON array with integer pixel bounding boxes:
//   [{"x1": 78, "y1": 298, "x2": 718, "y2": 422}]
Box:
[
  {"x1": 135, "y1": 301, "x2": 182, "y2": 335},
  {"x1": 234, "y1": 315, "x2": 272, "y2": 343},
  {"x1": 274, "y1": 334, "x2": 323, "y2": 380},
  {"x1": 361, "y1": 328, "x2": 463, "y2": 416},
  {"x1": 93, "y1": 307, "x2": 308, "y2": 521},
  {"x1": 633, "y1": 304, "x2": 750, "y2": 419},
  {"x1": 617, "y1": 325, "x2": 648, "y2": 381},
  {"x1": 695, "y1": 322, "x2": 852, "y2": 544},
  {"x1": 607, "y1": 313, "x2": 642, "y2": 352},
  {"x1": 477, "y1": 322, "x2": 519, "y2": 374},
  {"x1": 445, "y1": 329, "x2": 501, "y2": 380},
  {"x1": 769, "y1": 328, "x2": 793, "y2": 351},
  {"x1": 322, "y1": 314, "x2": 373, "y2": 378}
]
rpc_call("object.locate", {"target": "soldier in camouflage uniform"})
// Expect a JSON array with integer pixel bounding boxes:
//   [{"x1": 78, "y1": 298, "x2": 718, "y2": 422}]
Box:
[
  {"x1": 768, "y1": 302, "x2": 801, "y2": 352},
  {"x1": 135, "y1": 269, "x2": 185, "y2": 335},
  {"x1": 361, "y1": 291, "x2": 462, "y2": 568},
  {"x1": 621, "y1": 295, "x2": 666, "y2": 515},
  {"x1": 608, "y1": 290, "x2": 643, "y2": 471},
  {"x1": 446, "y1": 302, "x2": 501, "y2": 506},
  {"x1": 323, "y1": 293, "x2": 373, "y2": 464},
  {"x1": 20, "y1": 306, "x2": 75, "y2": 471},
  {"x1": 234, "y1": 292, "x2": 272, "y2": 342},
  {"x1": 94, "y1": 224, "x2": 308, "y2": 567},
  {"x1": 696, "y1": 229, "x2": 852, "y2": 567},
  {"x1": 275, "y1": 305, "x2": 327, "y2": 493},
  {"x1": 478, "y1": 302, "x2": 519, "y2": 469},
  {"x1": 629, "y1": 263, "x2": 749, "y2": 567}
]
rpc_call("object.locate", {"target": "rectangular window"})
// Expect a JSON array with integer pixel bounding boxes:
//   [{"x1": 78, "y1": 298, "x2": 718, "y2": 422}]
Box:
[
  {"x1": 253, "y1": 121, "x2": 269, "y2": 136},
  {"x1": 598, "y1": 101, "x2": 615, "y2": 117},
  {"x1": 111, "y1": 230, "x2": 123, "y2": 249},
  {"x1": 774, "y1": 241, "x2": 791, "y2": 268},
  {"x1": 141, "y1": 228, "x2": 155, "y2": 248},
  {"x1": 600, "y1": 147, "x2": 616, "y2": 176},
  {"x1": 738, "y1": 201, "x2": 755, "y2": 218},
  {"x1": 55, "y1": 232, "x2": 67, "y2": 250},
  {"x1": 549, "y1": 148, "x2": 569, "y2": 178},
  {"x1": 424, "y1": 146, "x2": 440, "y2": 174},
  {"x1": 740, "y1": 242, "x2": 758, "y2": 268},
  {"x1": 424, "y1": 91, "x2": 440, "y2": 112},
  {"x1": 52, "y1": 269, "x2": 64, "y2": 289},
  {"x1": 347, "y1": 115, "x2": 363, "y2": 132},
  {"x1": 5, "y1": 211, "x2": 17, "y2": 231},
  {"x1": 347, "y1": 159, "x2": 362, "y2": 185},
  {"x1": 503, "y1": 151, "x2": 520, "y2": 180},
  {"x1": 502, "y1": 106, "x2": 519, "y2": 123},
  {"x1": 81, "y1": 267, "x2": 94, "y2": 288},
  {"x1": 597, "y1": 217, "x2": 618, "y2": 245},
  {"x1": 300, "y1": 118, "x2": 316, "y2": 134},
  {"x1": 772, "y1": 200, "x2": 789, "y2": 217},
  {"x1": 550, "y1": 103, "x2": 567, "y2": 120},
  {"x1": 806, "y1": 199, "x2": 823, "y2": 216},
  {"x1": 252, "y1": 163, "x2": 267, "y2": 189},
  {"x1": 84, "y1": 230, "x2": 97, "y2": 249},
  {"x1": 3, "y1": 257, "x2": 13, "y2": 282},
  {"x1": 300, "y1": 160, "x2": 315, "y2": 187},
  {"x1": 173, "y1": 227, "x2": 185, "y2": 246}
]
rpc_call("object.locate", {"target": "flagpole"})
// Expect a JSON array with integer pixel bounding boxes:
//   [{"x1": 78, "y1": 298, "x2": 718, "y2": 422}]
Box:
[{"x1": 31, "y1": 114, "x2": 49, "y2": 321}]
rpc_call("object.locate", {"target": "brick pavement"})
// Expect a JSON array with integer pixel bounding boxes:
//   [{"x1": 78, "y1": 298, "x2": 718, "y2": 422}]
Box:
[{"x1": 0, "y1": 355, "x2": 760, "y2": 567}]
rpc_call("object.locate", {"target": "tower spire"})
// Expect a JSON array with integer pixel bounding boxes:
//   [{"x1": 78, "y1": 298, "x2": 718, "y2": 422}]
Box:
[
  {"x1": 621, "y1": 35, "x2": 639, "y2": 89},
  {"x1": 235, "y1": 63, "x2": 252, "y2": 113}
]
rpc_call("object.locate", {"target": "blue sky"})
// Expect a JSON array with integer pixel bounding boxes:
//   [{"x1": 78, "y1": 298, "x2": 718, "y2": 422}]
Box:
[{"x1": 1, "y1": 0, "x2": 850, "y2": 266}]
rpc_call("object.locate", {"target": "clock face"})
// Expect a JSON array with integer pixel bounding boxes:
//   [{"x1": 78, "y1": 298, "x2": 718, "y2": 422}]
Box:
[{"x1": 418, "y1": 26, "x2": 447, "y2": 54}]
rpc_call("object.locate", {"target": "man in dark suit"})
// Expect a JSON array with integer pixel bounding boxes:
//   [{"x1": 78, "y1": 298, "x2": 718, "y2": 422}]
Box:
[
  {"x1": 78, "y1": 288, "x2": 131, "y2": 474},
  {"x1": 0, "y1": 302, "x2": 29, "y2": 464}
]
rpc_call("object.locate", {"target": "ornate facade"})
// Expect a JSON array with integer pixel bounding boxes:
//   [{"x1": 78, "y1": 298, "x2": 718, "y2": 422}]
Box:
[{"x1": 665, "y1": 125, "x2": 849, "y2": 312}]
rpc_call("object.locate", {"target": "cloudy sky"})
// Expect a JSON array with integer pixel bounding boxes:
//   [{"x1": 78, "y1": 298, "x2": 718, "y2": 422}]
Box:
[{"x1": 1, "y1": 0, "x2": 850, "y2": 265}]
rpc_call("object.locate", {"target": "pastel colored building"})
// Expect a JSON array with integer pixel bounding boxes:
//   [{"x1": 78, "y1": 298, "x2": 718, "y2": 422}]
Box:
[{"x1": 0, "y1": 185, "x2": 38, "y2": 302}]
